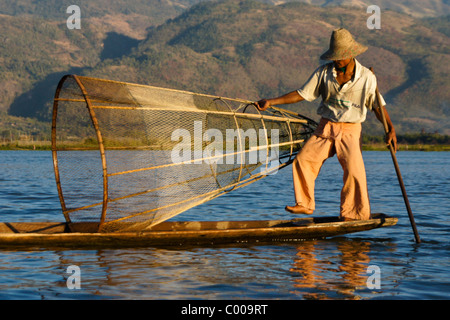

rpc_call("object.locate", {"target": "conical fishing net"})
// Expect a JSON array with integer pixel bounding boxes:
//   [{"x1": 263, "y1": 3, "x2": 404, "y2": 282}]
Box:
[{"x1": 52, "y1": 75, "x2": 317, "y2": 232}]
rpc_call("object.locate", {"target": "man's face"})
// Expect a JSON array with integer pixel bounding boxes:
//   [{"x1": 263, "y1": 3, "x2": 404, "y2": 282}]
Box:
[{"x1": 333, "y1": 58, "x2": 352, "y2": 68}]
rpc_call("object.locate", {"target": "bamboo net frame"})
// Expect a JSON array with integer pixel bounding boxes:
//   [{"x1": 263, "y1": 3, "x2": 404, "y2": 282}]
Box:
[{"x1": 51, "y1": 75, "x2": 317, "y2": 232}]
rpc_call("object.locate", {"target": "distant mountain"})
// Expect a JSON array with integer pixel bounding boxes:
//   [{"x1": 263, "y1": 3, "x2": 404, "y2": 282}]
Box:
[
  {"x1": 0, "y1": 0, "x2": 200, "y2": 132},
  {"x1": 2, "y1": 0, "x2": 447, "y2": 19},
  {"x1": 273, "y1": 0, "x2": 450, "y2": 18},
  {"x1": 1, "y1": 0, "x2": 449, "y2": 137},
  {"x1": 81, "y1": 0, "x2": 450, "y2": 134}
]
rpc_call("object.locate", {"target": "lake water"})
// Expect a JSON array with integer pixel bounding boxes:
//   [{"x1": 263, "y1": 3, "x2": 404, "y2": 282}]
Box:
[{"x1": 0, "y1": 150, "x2": 449, "y2": 301}]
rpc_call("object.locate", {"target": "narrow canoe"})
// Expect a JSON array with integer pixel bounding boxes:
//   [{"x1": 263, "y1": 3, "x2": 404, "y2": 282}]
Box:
[{"x1": 0, "y1": 213, "x2": 397, "y2": 249}]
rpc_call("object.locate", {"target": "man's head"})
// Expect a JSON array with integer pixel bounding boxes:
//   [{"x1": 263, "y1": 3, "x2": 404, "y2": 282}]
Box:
[
  {"x1": 333, "y1": 58, "x2": 353, "y2": 69},
  {"x1": 320, "y1": 28, "x2": 367, "y2": 61}
]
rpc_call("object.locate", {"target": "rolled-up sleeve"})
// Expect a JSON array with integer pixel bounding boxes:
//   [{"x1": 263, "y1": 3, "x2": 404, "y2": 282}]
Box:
[
  {"x1": 297, "y1": 65, "x2": 325, "y2": 101},
  {"x1": 366, "y1": 74, "x2": 386, "y2": 110}
]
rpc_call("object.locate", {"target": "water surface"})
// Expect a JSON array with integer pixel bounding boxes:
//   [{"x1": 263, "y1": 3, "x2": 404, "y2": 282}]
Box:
[{"x1": 0, "y1": 150, "x2": 448, "y2": 300}]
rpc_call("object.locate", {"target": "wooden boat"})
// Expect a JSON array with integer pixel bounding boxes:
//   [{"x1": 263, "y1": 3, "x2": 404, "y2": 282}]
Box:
[
  {"x1": 0, "y1": 77, "x2": 396, "y2": 250},
  {"x1": 0, "y1": 214, "x2": 397, "y2": 249}
]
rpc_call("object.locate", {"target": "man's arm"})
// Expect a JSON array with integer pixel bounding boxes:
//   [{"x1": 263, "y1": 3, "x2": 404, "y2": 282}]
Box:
[
  {"x1": 369, "y1": 67, "x2": 398, "y2": 152},
  {"x1": 255, "y1": 91, "x2": 304, "y2": 111},
  {"x1": 373, "y1": 105, "x2": 398, "y2": 152}
]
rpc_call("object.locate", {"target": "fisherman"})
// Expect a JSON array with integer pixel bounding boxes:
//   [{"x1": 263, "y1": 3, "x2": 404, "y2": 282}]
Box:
[{"x1": 256, "y1": 28, "x2": 397, "y2": 221}]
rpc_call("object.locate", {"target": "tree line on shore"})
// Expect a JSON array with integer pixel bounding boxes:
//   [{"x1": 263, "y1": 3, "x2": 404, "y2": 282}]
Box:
[{"x1": 2, "y1": 131, "x2": 449, "y2": 151}]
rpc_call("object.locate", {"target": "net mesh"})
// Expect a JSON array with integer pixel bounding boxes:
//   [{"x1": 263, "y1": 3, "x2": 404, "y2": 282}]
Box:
[{"x1": 52, "y1": 75, "x2": 317, "y2": 232}]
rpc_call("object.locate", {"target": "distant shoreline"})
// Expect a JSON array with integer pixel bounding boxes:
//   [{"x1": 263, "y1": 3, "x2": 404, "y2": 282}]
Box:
[
  {"x1": 362, "y1": 143, "x2": 450, "y2": 152},
  {"x1": 1, "y1": 142, "x2": 449, "y2": 152}
]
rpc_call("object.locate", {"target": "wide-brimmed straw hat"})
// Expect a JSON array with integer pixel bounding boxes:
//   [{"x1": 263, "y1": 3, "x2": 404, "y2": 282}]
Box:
[{"x1": 320, "y1": 28, "x2": 368, "y2": 61}]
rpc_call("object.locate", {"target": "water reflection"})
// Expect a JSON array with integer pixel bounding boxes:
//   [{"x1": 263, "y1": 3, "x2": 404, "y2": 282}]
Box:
[
  {"x1": 290, "y1": 240, "x2": 372, "y2": 299},
  {"x1": 0, "y1": 238, "x2": 426, "y2": 300},
  {"x1": 49, "y1": 241, "x2": 378, "y2": 300}
]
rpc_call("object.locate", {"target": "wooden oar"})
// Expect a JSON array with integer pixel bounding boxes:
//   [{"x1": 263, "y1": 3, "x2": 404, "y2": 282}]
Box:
[{"x1": 371, "y1": 68, "x2": 421, "y2": 243}]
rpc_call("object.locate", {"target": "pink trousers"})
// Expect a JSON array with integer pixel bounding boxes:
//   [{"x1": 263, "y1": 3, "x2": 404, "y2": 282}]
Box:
[{"x1": 293, "y1": 118, "x2": 371, "y2": 220}]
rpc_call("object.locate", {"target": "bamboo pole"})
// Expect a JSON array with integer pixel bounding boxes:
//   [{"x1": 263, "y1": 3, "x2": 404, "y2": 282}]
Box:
[
  {"x1": 51, "y1": 75, "x2": 72, "y2": 224},
  {"x1": 72, "y1": 75, "x2": 109, "y2": 228},
  {"x1": 371, "y1": 68, "x2": 421, "y2": 243}
]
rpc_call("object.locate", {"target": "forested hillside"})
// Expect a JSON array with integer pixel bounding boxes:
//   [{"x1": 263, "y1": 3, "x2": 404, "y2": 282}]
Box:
[{"x1": 1, "y1": 0, "x2": 448, "y2": 142}]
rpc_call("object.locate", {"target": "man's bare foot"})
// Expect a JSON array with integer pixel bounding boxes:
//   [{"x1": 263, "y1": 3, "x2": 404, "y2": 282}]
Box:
[{"x1": 285, "y1": 204, "x2": 314, "y2": 215}]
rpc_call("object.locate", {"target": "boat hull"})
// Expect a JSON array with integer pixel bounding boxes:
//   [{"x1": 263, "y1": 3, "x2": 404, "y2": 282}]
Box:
[{"x1": 0, "y1": 214, "x2": 397, "y2": 249}]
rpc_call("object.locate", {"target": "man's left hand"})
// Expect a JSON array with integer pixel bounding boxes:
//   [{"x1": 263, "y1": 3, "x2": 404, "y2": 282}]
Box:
[{"x1": 386, "y1": 129, "x2": 398, "y2": 152}]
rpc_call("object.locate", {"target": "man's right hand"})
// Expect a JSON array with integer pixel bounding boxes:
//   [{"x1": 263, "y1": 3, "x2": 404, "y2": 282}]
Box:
[
  {"x1": 255, "y1": 91, "x2": 304, "y2": 111},
  {"x1": 256, "y1": 99, "x2": 270, "y2": 111}
]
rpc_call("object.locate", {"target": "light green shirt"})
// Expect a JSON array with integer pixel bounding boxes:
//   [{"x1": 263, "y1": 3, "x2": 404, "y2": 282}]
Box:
[{"x1": 297, "y1": 59, "x2": 385, "y2": 123}]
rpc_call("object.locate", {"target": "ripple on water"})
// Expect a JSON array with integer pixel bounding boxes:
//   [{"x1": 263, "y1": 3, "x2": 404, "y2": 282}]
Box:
[{"x1": 0, "y1": 151, "x2": 449, "y2": 299}]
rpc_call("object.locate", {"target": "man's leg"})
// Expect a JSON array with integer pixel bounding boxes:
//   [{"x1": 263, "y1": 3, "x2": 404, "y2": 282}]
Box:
[
  {"x1": 335, "y1": 125, "x2": 371, "y2": 220},
  {"x1": 290, "y1": 134, "x2": 335, "y2": 212}
]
